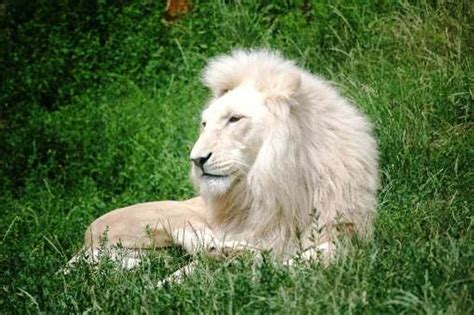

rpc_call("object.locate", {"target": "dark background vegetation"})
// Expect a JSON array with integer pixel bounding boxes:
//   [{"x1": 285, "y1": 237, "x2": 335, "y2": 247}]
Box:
[{"x1": 1, "y1": 0, "x2": 472, "y2": 313}]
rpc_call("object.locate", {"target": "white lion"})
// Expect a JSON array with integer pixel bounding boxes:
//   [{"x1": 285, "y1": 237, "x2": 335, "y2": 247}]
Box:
[{"x1": 67, "y1": 49, "x2": 379, "y2": 284}]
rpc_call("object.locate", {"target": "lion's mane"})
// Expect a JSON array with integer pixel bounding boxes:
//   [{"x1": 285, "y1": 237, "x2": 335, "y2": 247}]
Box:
[{"x1": 201, "y1": 50, "x2": 379, "y2": 255}]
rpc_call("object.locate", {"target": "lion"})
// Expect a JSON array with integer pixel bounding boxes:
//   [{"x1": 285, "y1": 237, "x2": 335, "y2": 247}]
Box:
[{"x1": 67, "y1": 49, "x2": 379, "y2": 284}]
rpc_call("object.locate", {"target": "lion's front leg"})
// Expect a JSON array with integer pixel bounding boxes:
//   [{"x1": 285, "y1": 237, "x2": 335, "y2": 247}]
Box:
[
  {"x1": 158, "y1": 233, "x2": 260, "y2": 287},
  {"x1": 170, "y1": 227, "x2": 259, "y2": 257},
  {"x1": 284, "y1": 242, "x2": 335, "y2": 267},
  {"x1": 284, "y1": 222, "x2": 355, "y2": 266},
  {"x1": 169, "y1": 226, "x2": 218, "y2": 254}
]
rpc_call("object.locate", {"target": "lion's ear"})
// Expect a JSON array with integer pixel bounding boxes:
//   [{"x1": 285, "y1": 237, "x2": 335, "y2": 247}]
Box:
[{"x1": 260, "y1": 71, "x2": 301, "y2": 102}]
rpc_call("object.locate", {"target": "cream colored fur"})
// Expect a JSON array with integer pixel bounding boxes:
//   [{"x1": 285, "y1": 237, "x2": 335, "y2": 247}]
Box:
[{"x1": 67, "y1": 49, "x2": 379, "y2": 282}]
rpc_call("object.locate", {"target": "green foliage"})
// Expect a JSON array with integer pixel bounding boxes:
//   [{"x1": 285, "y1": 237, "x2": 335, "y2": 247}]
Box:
[{"x1": 0, "y1": 0, "x2": 472, "y2": 313}]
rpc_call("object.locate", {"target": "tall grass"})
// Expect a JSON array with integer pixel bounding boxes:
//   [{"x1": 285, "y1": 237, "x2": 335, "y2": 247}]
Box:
[{"x1": 1, "y1": 0, "x2": 472, "y2": 313}]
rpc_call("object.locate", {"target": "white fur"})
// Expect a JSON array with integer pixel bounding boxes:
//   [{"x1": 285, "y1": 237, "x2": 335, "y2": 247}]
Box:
[
  {"x1": 66, "y1": 49, "x2": 379, "y2": 282},
  {"x1": 191, "y1": 49, "x2": 379, "y2": 258}
]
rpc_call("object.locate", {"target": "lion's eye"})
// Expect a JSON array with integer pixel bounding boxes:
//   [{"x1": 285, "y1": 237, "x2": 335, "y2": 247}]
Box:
[{"x1": 228, "y1": 116, "x2": 243, "y2": 123}]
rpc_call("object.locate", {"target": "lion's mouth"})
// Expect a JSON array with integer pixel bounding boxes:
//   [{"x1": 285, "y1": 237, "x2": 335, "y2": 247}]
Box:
[{"x1": 202, "y1": 172, "x2": 228, "y2": 178}]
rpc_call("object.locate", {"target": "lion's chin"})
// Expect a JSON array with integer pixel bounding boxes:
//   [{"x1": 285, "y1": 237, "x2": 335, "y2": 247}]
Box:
[{"x1": 199, "y1": 175, "x2": 233, "y2": 197}]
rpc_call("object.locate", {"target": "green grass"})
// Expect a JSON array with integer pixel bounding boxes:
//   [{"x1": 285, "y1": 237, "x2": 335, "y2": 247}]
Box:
[{"x1": 1, "y1": 0, "x2": 472, "y2": 313}]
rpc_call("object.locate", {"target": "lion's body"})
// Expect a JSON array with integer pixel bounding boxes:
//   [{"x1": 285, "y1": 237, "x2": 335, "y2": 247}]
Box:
[
  {"x1": 84, "y1": 197, "x2": 208, "y2": 250},
  {"x1": 70, "y1": 49, "x2": 379, "y2": 277}
]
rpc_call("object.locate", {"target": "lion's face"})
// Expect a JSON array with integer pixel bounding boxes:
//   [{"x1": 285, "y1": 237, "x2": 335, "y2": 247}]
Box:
[{"x1": 190, "y1": 85, "x2": 271, "y2": 196}]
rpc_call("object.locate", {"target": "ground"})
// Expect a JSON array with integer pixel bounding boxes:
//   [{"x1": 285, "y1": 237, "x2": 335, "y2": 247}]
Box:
[{"x1": 0, "y1": 1, "x2": 472, "y2": 313}]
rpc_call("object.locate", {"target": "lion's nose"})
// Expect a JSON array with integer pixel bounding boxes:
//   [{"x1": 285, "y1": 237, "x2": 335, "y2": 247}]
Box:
[{"x1": 191, "y1": 152, "x2": 212, "y2": 169}]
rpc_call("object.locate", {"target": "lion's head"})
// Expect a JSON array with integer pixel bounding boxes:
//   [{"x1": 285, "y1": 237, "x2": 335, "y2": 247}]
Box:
[
  {"x1": 190, "y1": 49, "x2": 378, "y2": 254},
  {"x1": 190, "y1": 50, "x2": 302, "y2": 197},
  {"x1": 189, "y1": 85, "x2": 267, "y2": 196}
]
